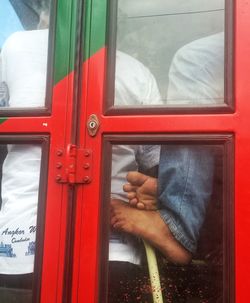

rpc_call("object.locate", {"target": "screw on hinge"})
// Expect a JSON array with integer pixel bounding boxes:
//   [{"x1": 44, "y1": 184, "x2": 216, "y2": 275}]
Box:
[
  {"x1": 83, "y1": 176, "x2": 91, "y2": 184},
  {"x1": 84, "y1": 150, "x2": 90, "y2": 157},
  {"x1": 56, "y1": 162, "x2": 62, "y2": 169},
  {"x1": 56, "y1": 149, "x2": 63, "y2": 156},
  {"x1": 55, "y1": 174, "x2": 62, "y2": 182},
  {"x1": 83, "y1": 163, "x2": 90, "y2": 169}
]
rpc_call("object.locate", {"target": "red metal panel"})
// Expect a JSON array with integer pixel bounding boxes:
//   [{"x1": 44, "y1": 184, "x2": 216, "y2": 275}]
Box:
[
  {"x1": 234, "y1": 0, "x2": 250, "y2": 301},
  {"x1": 40, "y1": 71, "x2": 76, "y2": 303},
  {"x1": 100, "y1": 114, "x2": 239, "y2": 134}
]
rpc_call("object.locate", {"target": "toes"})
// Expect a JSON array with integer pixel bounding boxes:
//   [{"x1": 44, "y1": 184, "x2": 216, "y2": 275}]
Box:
[
  {"x1": 129, "y1": 197, "x2": 138, "y2": 207},
  {"x1": 123, "y1": 183, "x2": 138, "y2": 193},
  {"x1": 126, "y1": 171, "x2": 149, "y2": 186},
  {"x1": 136, "y1": 202, "x2": 145, "y2": 210},
  {"x1": 110, "y1": 216, "x2": 118, "y2": 226},
  {"x1": 127, "y1": 192, "x2": 137, "y2": 200},
  {"x1": 112, "y1": 221, "x2": 122, "y2": 230}
]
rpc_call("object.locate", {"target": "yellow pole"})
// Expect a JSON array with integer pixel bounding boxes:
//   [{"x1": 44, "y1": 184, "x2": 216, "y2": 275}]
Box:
[{"x1": 143, "y1": 240, "x2": 164, "y2": 303}]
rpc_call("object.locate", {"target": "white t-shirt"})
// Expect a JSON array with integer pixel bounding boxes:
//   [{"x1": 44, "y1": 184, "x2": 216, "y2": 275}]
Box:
[
  {"x1": 167, "y1": 32, "x2": 224, "y2": 105},
  {"x1": 1, "y1": 29, "x2": 48, "y2": 107},
  {"x1": 110, "y1": 144, "x2": 160, "y2": 264},
  {"x1": 0, "y1": 56, "x2": 2, "y2": 82},
  {"x1": 110, "y1": 51, "x2": 162, "y2": 264},
  {"x1": 0, "y1": 29, "x2": 48, "y2": 274},
  {"x1": 115, "y1": 51, "x2": 162, "y2": 106}
]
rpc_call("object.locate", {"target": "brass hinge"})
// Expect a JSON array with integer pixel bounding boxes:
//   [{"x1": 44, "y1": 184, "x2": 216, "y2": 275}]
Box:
[{"x1": 55, "y1": 144, "x2": 92, "y2": 185}]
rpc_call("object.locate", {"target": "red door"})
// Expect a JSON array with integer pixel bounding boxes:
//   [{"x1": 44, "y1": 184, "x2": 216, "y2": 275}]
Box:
[{"x1": 71, "y1": 0, "x2": 250, "y2": 302}]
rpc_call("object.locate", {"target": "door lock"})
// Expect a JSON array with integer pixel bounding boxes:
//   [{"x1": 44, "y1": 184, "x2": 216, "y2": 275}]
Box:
[{"x1": 87, "y1": 114, "x2": 100, "y2": 137}]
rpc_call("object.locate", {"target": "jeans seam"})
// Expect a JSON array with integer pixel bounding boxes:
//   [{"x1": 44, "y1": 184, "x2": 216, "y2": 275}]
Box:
[{"x1": 178, "y1": 149, "x2": 191, "y2": 223}]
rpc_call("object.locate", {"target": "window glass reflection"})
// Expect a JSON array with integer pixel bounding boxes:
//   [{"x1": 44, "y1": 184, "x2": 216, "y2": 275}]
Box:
[
  {"x1": 0, "y1": 0, "x2": 51, "y2": 108},
  {"x1": 108, "y1": 144, "x2": 225, "y2": 302},
  {"x1": 114, "y1": 0, "x2": 225, "y2": 106},
  {"x1": 0, "y1": 143, "x2": 42, "y2": 302}
]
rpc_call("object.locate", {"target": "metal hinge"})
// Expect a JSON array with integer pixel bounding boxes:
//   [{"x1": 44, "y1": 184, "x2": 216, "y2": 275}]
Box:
[{"x1": 55, "y1": 144, "x2": 92, "y2": 185}]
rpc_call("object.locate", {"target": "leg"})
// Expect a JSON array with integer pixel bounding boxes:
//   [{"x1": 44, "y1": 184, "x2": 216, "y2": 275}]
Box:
[{"x1": 158, "y1": 145, "x2": 214, "y2": 254}]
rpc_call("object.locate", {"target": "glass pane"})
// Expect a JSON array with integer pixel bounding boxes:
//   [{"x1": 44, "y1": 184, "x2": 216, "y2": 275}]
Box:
[
  {"x1": 0, "y1": 0, "x2": 51, "y2": 108},
  {"x1": 0, "y1": 143, "x2": 42, "y2": 302},
  {"x1": 107, "y1": 143, "x2": 230, "y2": 302},
  {"x1": 113, "y1": 0, "x2": 225, "y2": 107}
]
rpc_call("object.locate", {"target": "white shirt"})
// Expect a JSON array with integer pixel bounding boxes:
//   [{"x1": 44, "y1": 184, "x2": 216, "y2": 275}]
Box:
[
  {"x1": 167, "y1": 32, "x2": 224, "y2": 105},
  {"x1": 1, "y1": 29, "x2": 48, "y2": 107},
  {"x1": 115, "y1": 51, "x2": 162, "y2": 106},
  {"x1": 0, "y1": 29, "x2": 48, "y2": 274},
  {"x1": 110, "y1": 51, "x2": 162, "y2": 264}
]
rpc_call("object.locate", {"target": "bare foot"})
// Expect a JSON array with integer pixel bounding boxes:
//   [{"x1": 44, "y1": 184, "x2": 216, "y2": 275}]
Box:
[
  {"x1": 123, "y1": 172, "x2": 158, "y2": 210},
  {"x1": 110, "y1": 199, "x2": 192, "y2": 265}
]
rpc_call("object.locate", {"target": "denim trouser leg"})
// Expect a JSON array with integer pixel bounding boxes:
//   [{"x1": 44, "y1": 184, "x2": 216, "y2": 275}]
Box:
[{"x1": 158, "y1": 145, "x2": 214, "y2": 253}]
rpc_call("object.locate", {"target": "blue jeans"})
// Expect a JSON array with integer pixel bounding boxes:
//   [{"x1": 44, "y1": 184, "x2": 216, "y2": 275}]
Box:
[{"x1": 158, "y1": 145, "x2": 214, "y2": 254}]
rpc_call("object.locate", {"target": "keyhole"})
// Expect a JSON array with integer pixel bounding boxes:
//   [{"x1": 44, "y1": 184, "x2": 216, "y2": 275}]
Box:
[
  {"x1": 87, "y1": 114, "x2": 100, "y2": 137},
  {"x1": 89, "y1": 121, "x2": 97, "y2": 129}
]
